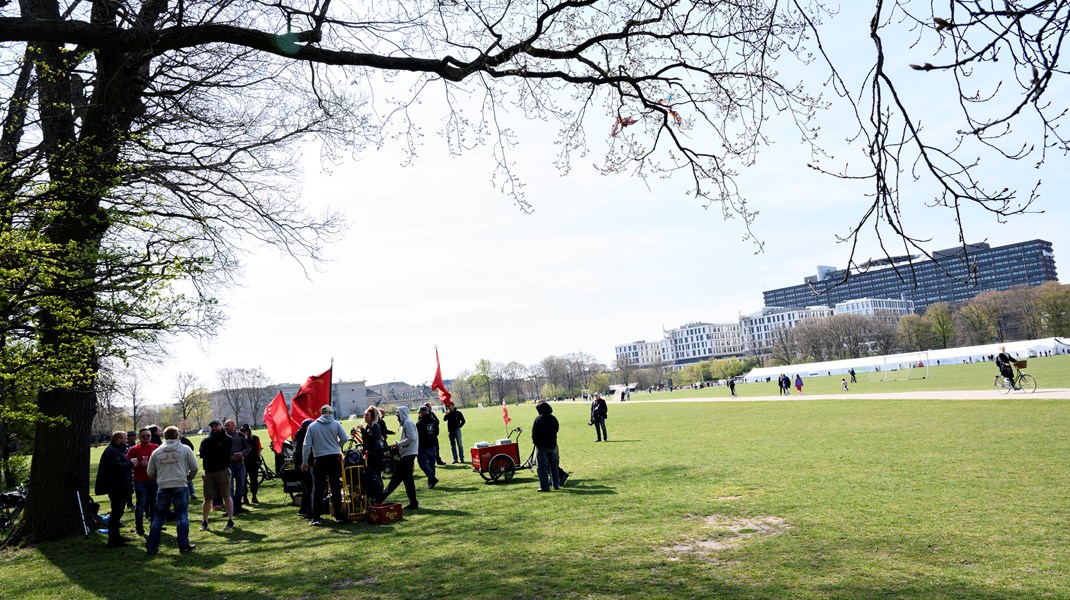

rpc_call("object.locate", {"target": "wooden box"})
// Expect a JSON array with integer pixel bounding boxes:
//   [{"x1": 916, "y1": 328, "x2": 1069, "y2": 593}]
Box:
[{"x1": 368, "y1": 502, "x2": 403, "y2": 524}]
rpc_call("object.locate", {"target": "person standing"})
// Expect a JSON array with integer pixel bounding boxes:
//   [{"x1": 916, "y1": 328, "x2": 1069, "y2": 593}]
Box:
[
  {"x1": 224, "y1": 419, "x2": 251, "y2": 514},
  {"x1": 293, "y1": 418, "x2": 315, "y2": 518},
  {"x1": 96, "y1": 431, "x2": 134, "y2": 547},
  {"x1": 416, "y1": 406, "x2": 439, "y2": 489},
  {"x1": 424, "y1": 402, "x2": 447, "y2": 466},
  {"x1": 240, "y1": 424, "x2": 263, "y2": 504},
  {"x1": 301, "y1": 405, "x2": 349, "y2": 525},
  {"x1": 126, "y1": 428, "x2": 159, "y2": 536},
  {"x1": 849, "y1": 368, "x2": 857, "y2": 384},
  {"x1": 442, "y1": 403, "x2": 466, "y2": 464},
  {"x1": 198, "y1": 419, "x2": 234, "y2": 532},
  {"x1": 382, "y1": 406, "x2": 419, "y2": 510},
  {"x1": 147, "y1": 424, "x2": 163, "y2": 445},
  {"x1": 727, "y1": 378, "x2": 737, "y2": 397},
  {"x1": 794, "y1": 374, "x2": 804, "y2": 395},
  {"x1": 179, "y1": 432, "x2": 197, "y2": 500},
  {"x1": 531, "y1": 401, "x2": 561, "y2": 492},
  {"x1": 590, "y1": 394, "x2": 608, "y2": 442},
  {"x1": 145, "y1": 426, "x2": 199, "y2": 556},
  {"x1": 360, "y1": 406, "x2": 387, "y2": 502}
]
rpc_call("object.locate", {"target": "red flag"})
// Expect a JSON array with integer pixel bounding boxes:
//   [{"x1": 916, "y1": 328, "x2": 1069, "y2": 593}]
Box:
[
  {"x1": 431, "y1": 349, "x2": 453, "y2": 406},
  {"x1": 292, "y1": 367, "x2": 332, "y2": 425},
  {"x1": 501, "y1": 397, "x2": 511, "y2": 426},
  {"x1": 288, "y1": 395, "x2": 313, "y2": 432},
  {"x1": 263, "y1": 391, "x2": 294, "y2": 454}
]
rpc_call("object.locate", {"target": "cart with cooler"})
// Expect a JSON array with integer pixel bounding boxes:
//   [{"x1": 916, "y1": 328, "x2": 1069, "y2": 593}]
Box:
[{"x1": 471, "y1": 427, "x2": 534, "y2": 483}]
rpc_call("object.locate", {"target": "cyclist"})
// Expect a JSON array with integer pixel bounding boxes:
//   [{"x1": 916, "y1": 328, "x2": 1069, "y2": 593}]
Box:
[{"x1": 995, "y1": 346, "x2": 1017, "y2": 389}]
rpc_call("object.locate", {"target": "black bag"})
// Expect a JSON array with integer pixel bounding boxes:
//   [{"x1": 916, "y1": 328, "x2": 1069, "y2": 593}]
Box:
[{"x1": 281, "y1": 468, "x2": 303, "y2": 494}]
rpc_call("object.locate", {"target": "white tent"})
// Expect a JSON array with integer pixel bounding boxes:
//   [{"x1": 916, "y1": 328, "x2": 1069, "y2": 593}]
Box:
[{"x1": 742, "y1": 337, "x2": 1070, "y2": 383}]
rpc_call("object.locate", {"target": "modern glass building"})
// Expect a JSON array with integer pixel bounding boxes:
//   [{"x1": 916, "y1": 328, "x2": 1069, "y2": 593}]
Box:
[{"x1": 762, "y1": 239, "x2": 1058, "y2": 313}]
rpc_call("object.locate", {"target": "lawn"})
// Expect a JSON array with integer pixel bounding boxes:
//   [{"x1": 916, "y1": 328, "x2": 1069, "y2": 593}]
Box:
[{"x1": 2, "y1": 361, "x2": 1070, "y2": 599}]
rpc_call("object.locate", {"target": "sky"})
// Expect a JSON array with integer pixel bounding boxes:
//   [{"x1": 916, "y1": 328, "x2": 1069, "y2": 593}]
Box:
[{"x1": 137, "y1": 5, "x2": 1070, "y2": 405}]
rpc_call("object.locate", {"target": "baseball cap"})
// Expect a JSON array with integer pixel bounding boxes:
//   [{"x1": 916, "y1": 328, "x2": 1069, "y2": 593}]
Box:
[
  {"x1": 320, "y1": 405, "x2": 334, "y2": 414},
  {"x1": 208, "y1": 419, "x2": 222, "y2": 427}
]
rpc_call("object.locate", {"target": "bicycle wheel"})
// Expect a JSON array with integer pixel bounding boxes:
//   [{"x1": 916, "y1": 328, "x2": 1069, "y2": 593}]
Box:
[
  {"x1": 1017, "y1": 374, "x2": 1037, "y2": 394},
  {"x1": 995, "y1": 375, "x2": 1011, "y2": 395}
]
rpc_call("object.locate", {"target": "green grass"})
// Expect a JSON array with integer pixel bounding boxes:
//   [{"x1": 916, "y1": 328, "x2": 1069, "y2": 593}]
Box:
[{"x1": 3, "y1": 362, "x2": 1070, "y2": 598}]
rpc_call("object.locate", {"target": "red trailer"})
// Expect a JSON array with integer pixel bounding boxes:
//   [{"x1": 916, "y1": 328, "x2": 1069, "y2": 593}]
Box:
[{"x1": 471, "y1": 427, "x2": 533, "y2": 483}]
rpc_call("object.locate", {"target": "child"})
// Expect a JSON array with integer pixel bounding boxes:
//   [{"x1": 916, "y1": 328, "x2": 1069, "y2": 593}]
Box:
[{"x1": 841, "y1": 378, "x2": 849, "y2": 392}]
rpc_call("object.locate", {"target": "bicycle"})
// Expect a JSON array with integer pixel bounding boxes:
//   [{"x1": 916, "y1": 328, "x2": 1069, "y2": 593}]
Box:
[
  {"x1": 994, "y1": 360, "x2": 1037, "y2": 394},
  {"x1": 0, "y1": 482, "x2": 28, "y2": 535}
]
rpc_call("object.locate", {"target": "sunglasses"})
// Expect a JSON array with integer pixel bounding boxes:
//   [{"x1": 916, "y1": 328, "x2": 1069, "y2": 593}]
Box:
[{"x1": 139, "y1": 434, "x2": 151, "y2": 438}]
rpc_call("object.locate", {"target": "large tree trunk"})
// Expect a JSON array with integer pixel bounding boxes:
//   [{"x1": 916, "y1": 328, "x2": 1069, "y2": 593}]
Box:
[{"x1": 17, "y1": 386, "x2": 97, "y2": 543}]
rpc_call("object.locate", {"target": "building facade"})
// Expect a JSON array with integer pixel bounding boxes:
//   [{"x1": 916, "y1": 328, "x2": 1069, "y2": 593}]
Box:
[
  {"x1": 762, "y1": 239, "x2": 1058, "y2": 313},
  {"x1": 660, "y1": 322, "x2": 743, "y2": 366},
  {"x1": 614, "y1": 339, "x2": 664, "y2": 368},
  {"x1": 833, "y1": 297, "x2": 915, "y2": 321},
  {"x1": 739, "y1": 306, "x2": 834, "y2": 356}
]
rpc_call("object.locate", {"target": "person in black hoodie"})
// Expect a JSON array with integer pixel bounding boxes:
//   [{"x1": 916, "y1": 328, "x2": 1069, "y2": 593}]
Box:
[
  {"x1": 95, "y1": 431, "x2": 134, "y2": 547},
  {"x1": 532, "y1": 401, "x2": 561, "y2": 492},
  {"x1": 416, "y1": 406, "x2": 439, "y2": 488},
  {"x1": 293, "y1": 418, "x2": 315, "y2": 517},
  {"x1": 197, "y1": 420, "x2": 234, "y2": 532}
]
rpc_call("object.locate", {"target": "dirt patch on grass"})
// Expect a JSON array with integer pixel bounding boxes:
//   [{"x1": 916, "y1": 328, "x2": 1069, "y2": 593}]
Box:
[{"x1": 665, "y1": 515, "x2": 790, "y2": 557}]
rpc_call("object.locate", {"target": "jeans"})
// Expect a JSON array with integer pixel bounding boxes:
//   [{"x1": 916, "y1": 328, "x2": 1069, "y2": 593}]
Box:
[
  {"x1": 229, "y1": 462, "x2": 246, "y2": 508},
  {"x1": 134, "y1": 480, "x2": 158, "y2": 531},
  {"x1": 146, "y1": 487, "x2": 190, "y2": 552},
  {"x1": 593, "y1": 417, "x2": 607, "y2": 441},
  {"x1": 449, "y1": 430, "x2": 465, "y2": 462},
  {"x1": 417, "y1": 447, "x2": 438, "y2": 483},
  {"x1": 536, "y1": 446, "x2": 560, "y2": 490}
]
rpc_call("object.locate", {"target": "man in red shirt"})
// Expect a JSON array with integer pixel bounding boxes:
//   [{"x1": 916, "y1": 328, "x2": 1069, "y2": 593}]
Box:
[{"x1": 127, "y1": 428, "x2": 159, "y2": 536}]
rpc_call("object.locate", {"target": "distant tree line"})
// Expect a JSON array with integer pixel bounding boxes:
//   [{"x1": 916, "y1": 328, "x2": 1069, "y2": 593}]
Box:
[{"x1": 769, "y1": 282, "x2": 1070, "y2": 365}]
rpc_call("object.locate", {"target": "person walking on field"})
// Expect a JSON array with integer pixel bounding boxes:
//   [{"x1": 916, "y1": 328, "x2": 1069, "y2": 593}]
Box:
[
  {"x1": 590, "y1": 394, "x2": 608, "y2": 442},
  {"x1": 794, "y1": 374, "x2": 804, "y2": 395},
  {"x1": 382, "y1": 406, "x2": 420, "y2": 510},
  {"x1": 146, "y1": 426, "x2": 199, "y2": 556}
]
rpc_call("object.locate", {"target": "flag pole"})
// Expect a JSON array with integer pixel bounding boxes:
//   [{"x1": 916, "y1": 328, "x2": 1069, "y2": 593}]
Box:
[{"x1": 329, "y1": 357, "x2": 334, "y2": 409}]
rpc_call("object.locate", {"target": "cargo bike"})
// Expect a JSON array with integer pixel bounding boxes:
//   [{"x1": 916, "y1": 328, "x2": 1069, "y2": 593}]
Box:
[{"x1": 471, "y1": 427, "x2": 536, "y2": 483}]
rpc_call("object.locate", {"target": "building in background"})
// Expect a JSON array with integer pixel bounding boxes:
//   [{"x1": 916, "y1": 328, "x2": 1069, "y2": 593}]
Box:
[
  {"x1": 739, "y1": 306, "x2": 834, "y2": 357},
  {"x1": 762, "y1": 239, "x2": 1057, "y2": 313},
  {"x1": 614, "y1": 339, "x2": 664, "y2": 368},
  {"x1": 833, "y1": 297, "x2": 915, "y2": 322},
  {"x1": 660, "y1": 322, "x2": 743, "y2": 367}
]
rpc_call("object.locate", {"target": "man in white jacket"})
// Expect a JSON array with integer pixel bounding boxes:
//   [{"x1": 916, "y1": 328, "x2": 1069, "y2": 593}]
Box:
[
  {"x1": 382, "y1": 405, "x2": 420, "y2": 510},
  {"x1": 146, "y1": 426, "x2": 199, "y2": 556}
]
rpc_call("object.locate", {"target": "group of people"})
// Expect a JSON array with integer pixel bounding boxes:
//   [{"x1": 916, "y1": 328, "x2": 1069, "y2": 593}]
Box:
[
  {"x1": 776, "y1": 373, "x2": 804, "y2": 395},
  {"x1": 98, "y1": 393, "x2": 600, "y2": 551},
  {"x1": 95, "y1": 418, "x2": 265, "y2": 555},
  {"x1": 291, "y1": 401, "x2": 470, "y2": 525}
]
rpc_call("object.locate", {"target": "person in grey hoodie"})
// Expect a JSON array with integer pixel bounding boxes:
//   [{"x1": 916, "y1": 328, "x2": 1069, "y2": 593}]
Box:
[
  {"x1": 146, "y1": 426, "x2": 199, "y2": 555},
  {"x1": 301, "y1": 404, "x2": 349, "y2": 525},
  {"x1": 382, "y1": 405, "x2": 419, "y2": 510}
]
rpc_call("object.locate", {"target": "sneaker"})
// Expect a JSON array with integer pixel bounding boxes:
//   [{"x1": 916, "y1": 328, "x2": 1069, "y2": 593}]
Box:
[
  {"x1": 146, "y1": 548, "x2": 158, "y2": 556},
  {"x1": 179, "y1": 544, "x2": 196, "y2": 554},
  {"x1": 136, "y1": 527, "x2": 145, "y2": 537},
  {"x1": 223, "y1": 519, "x2": 234, "y2": 531},
  {"x1": 334, "y1": 516, "x2": 346, "y2": 524},
  {"x1": 310, "y1": 519, "x2": 322, "y2": 526},
  {"x1": 428, "y1": 478, "x2": 438, "y2": 489},
  {"x1": 403, "y1": 504, "x2": 419, "y2": 510},
  {"x1": 251, "y1": 496, "x2": 259, "y2": 504},
  {"x1": 199, "y1": 521, "x2": 208, "y2": 532},
  {"x1": 536, "y1": 488, "x2": 550, "y2": 492}
]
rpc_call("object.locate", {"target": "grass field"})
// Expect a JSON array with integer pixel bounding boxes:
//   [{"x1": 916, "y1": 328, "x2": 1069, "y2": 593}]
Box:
[{"x1": 2, "y1": 357, "x2": 1070, "y2": 599}]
